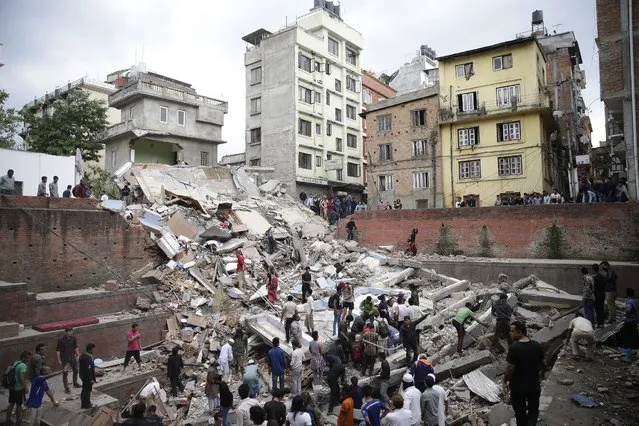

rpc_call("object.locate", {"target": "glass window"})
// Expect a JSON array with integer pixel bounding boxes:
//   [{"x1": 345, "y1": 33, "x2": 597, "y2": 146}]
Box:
[
  {"x1": 160, "y1": 106, "x2": 168, "y2": 123},
  {"x1": 459, "y1": 160, "x2": 481, "y2": 179},
  {"x1": 298, "y1": 152, "x2": 312, "y2": 169},
  {"x1": 498, "y1": 156, "x2": 523, "y2": 176},
  {"x1": 377, "y1": 114, "x2": 392, "y2": 132},
  {"x1": 328, "y1": 38, "x2": 339, "y2": 56},
  {"x1": 346, "y1": 48, "x2": 358, "y2": 66},
  {"x1": 177, "y1": 109, "x2": 185, "y2": 126},
  {"x1": 250, "y1": 97, "x2": 261, "y2": 115},
  {"x1": 347, "y1": 133, "x2": 357, "y2": 148},
  {"x1": 413, "y1": 172, "x2": 429, "y2": 189},
  {"x1": 250, "y1": 127, "x2": 261, "y2": 144},
  {"x1": 347, "y1": 162, "x2": 360, "y2": 177},
  {"x1": 378, "y1": 175, "x2": 394, "y2": 191},
  {"x1": 298, "y1": 119, "x2": 312, "y2": 137},
  {"x1": 412, "y1": 139, "x2": 428, "y2": 157},
  {"x1": 298, "y1": 53, "x2": 312, "y2": 72},
  {"x1": 250, "y1": 66, "x2": 262, "y2": 84},
  {"x1": 378, "y1": 143, "x2": 392, "y2": 161}
]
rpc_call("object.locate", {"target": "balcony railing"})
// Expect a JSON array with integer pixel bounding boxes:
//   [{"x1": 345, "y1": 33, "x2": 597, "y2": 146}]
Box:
[
  {"x1": 109, "y1": 80, "x2": 228, "y2": 112},
  {"x1": 439, "y1": 92, "x2": 551, "y2": 123},
  {"x1": 100, "y1": 120, "x2": 138, "y2": 140}
]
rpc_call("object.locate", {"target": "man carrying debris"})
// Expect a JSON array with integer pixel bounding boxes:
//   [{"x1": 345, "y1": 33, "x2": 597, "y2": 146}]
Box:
[
  {"x1": 490, "y1": 293, "x2": 514, "y2": 353},
  {"x1": 581, "y1": 266, "x2": 596, "y2": 325},
  {"x1": 503, "y1": 321, "x2": 546, "y2": 426},
  {"x1": 301, "y1": 266, "x2": 312, "y2": 303},
  {"x1": 452, "y1": 302, "x2": 488, "y2": 354},
  {"x1": 268, "y1": 337, "x2": 287, "y2": 392},
  {"x1": 236, "y1": 250, "x2": 246, "y2": 286},
  {"x1": 218, "y1": 339, "x2": 233, "y2": 383},
  {"x1": 305, "y1": 289, "x2": 315, "y2": 333},
  {"x1": 567, "y1": 313, "x2": 595, "y2": 361},
  {"x1": 281, "y1": 295, "x2": 298, "y2": 343},
  {"x1": 400, "y1": 314, "x2": 429, "y2": 366}
]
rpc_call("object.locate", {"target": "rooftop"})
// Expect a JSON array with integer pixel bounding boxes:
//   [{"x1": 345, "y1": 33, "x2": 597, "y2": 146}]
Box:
[
  {"x1": 363, "y1": 86, "x2": 438, "y2": 114},
  {"x1": 437, "y1": 36, "x2": 538, "y2": 61}
]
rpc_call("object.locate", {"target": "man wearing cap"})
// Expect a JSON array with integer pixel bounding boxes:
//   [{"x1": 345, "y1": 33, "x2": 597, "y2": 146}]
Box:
[
  {"x1": 243, "y1": 359, "x2": 260, "y2": 398},
  {"x1": 401, "y1": 373, "x2": 422, "y2": 426},
  {"x1": 218, "y1": 339, "x2": 233, "y2": 383},
  {"x1": 412, "y1": 354, "x2": 435, "y2": 392},
  {"x1": 420, "y1": 374, "x2": 441, "y2": 426}
]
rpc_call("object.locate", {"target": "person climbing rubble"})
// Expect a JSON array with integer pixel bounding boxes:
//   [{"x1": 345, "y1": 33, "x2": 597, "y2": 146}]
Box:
[
  {"x1": 218, "y1": 339, "x2": 233, "y2": 384},
  {"x1": 452, "y1": 302, "x2": 488, "y2": 354},
  {"x1": 243, "y1": 359, "x2": 260, "y2": 398}
]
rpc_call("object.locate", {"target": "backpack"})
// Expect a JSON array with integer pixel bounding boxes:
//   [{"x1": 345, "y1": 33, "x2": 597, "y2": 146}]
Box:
[
  {"x1": 2, "y1": 361, "x2": 23, "y2": 390},
  {"x1": 351, "y1": 341, "x2": 363, "y2": 361},
  {"x1": 328, "y1": 294, "x2": 340, "y2": 309},
  {"x1": 377, "y1": 320, "x2": 389, "y2": 338}
]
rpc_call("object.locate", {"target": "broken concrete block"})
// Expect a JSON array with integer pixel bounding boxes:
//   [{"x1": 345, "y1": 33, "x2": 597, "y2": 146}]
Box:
[
  {"x1": 104, "y1": 280, "x2": 119, "y2": 291},
  {"x1": 512, "y1": 274, "x2": 537, "y2": 290},
  {"x1": 488, "y1": 402, "x2": 515, "y2": 426},
  {"x1": 186, "y1": 314, "x2": 208, "y2": 329},
  {"x1": 136, "y1": 296, "x2": 152, "y2": 311},
  {"x1": 434, "y1": 350, "x2": 493, "y2": 382},
  {"x1": 152, "y1": 291, "x2": 163, "y2": 302},
  {"x1": 519, "y1": 290, "x2": 582, "y2": 308},
  {"x1": 0, "y1": 322, "x2": 20, "y2": 339},
  {"x1": 426, "y1": 280, "x2": 470, "y2": 302},
  {"x1": 141, "y1": 269, "x2": 164, "y2": 285},
  {"x1": 157, "y1": 232, "x2": 182, "y2": 258},
  {"x1": 532, "y1": 315, "x2": 573, "y2": 346},
  {"x1": 181, "y1": 328, "x2": 194, "y2": 343}
]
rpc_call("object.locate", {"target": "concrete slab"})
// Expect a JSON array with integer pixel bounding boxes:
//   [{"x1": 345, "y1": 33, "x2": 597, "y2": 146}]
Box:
[
  {"x1": 167, "y1": 211, "x2": 199, "y2": 240},
  {"x1": 518, "y1": 290, "x2": 582, "y2": 308},
  {"x1": 426, "y1": 280, "x2": 470, "y2": 302},
  {"x1": 234, "y1": 209, "x2": 272, "y2": 235},
  {"x1": 532, "y1": 315, "x2": 573, "y2": 346},
  {"x1": 463, "y1": 369, "x2": 501, "y2": 403},
  {"x1": 434, "y1": 350, "x2": 493, "y2": 381},
  {"x1": 488, "y1": 402, "x2": 515, "y2": 426}
]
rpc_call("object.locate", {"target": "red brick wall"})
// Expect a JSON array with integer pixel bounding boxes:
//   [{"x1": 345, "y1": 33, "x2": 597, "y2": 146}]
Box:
[
  {"x1": 340, "y1": 203, "x2": 639, "y2": 261},
  {"x1": 0, "y1": 196, "x2": 160, "y2": 292}
]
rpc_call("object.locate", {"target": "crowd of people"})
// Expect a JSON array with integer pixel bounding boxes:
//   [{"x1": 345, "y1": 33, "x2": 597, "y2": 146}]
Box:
[{"x1": 300, "y1": 192, "x2": 367, "y2": 225}]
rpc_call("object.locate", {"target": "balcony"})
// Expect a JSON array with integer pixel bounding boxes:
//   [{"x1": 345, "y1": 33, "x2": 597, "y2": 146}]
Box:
[
  {"x1": 100, "y1": 120, "x2": 138, "y2": 141},
  {"x1": 109, "y1": 79, "x2": 228, "y2": 113},
  {"x1": 439, "y1": 92, "x2": 552, "y2": 124}
]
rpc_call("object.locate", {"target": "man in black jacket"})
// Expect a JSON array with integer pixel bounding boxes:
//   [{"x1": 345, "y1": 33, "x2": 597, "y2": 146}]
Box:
[
  {"x1": 378, "y1": 352, "x2": 391, "y2": 403},
  {"x1": 326, "y1": 354, "x2": 345, "y2": 414},
  {"x1": 166, "y1": 347, "x2": 185, "y2": 397},
  {"x1": 491, "y1": 293, "x2": 513, "y2": 353},
  {"x1": 592, "y1": 264, "x2": 607, "y2": 328},
  {"x1": 400, "y1": 314, "x2": 428, "y2": 366},
  {"x1": 79, "y1": 343, "x2": 96, "y2": 409}
]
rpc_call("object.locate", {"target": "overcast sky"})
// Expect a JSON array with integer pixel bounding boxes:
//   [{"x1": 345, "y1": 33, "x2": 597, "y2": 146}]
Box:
[{"x1": 0, "y1": 0, "x2": 603, "y2": 159}]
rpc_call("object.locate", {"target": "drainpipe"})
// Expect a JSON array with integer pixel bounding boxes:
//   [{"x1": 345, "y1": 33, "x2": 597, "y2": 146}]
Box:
[
  {"x1": 630, "y1": 0, "x2": 639, "y2": 200},
  {"x1": 449, "y1": 85, "x2": 455, "y2": 207},
  {"x1": 431, "y1": 136, "x2": 437, "y2": 208}
]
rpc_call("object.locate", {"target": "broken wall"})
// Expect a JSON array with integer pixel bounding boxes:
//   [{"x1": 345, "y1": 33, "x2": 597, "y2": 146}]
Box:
[
  {"x1": 339, "y1": 203, "x2": 639, "y2": 261},
  {"x1": 0, "y1": 196, "x2": 161, "y2": 292}
]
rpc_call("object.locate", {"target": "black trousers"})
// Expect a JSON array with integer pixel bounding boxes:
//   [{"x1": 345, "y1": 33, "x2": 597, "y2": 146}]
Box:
[
  {"x1": 453, "y1": 319, "x2": 465, "y2": 352},
  {"x1": 285, "y1": 318, "x2": 294, "y2": 343},
  {"x1": 404, "y1": 342, "x2": 418, "y2": 366},
  {"x1": 328, "y1": 378, "x2": 340, "y2": 409},
  {"x1": 511, "y1": 388, "x2": 540, "y2": 426},
  {"x1": 361, "y1": 354, "x2": 376, "y2": 375},
  {"x1": 61, "y1": 357, "x2": 79, "y2": 389},
  {"x1": 81, "y1": 379, "x2": 93, "y2": 408},
  {"x1": 170, "y1": 375, "x2": 184, "y2": 397},
  {"x1": 124, "y1": 350, "x2": 141, "y2": 368},
  {"x1": 594, "y1": 296, "x2": 605, "y2": 326}
]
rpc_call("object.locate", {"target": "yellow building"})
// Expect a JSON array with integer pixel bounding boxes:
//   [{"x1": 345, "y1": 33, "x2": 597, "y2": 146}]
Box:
[{"x1": 438, "y1": 36, "x2": 561, "y2": 207}]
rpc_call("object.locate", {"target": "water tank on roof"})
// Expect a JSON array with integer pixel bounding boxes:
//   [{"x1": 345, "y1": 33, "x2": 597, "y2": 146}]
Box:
[
  {"x1": 313, "y1": 0, "x2": 325, "y2": 8},
  {"x1": 532, "y1": 10, "x2": 544, "y2": 25},
  {"x1": 334, "y1": 4, "x2": 340, "y2": 17},
  {"x1": 325, "y1": 0, "x2": 333, "y2": 12}
]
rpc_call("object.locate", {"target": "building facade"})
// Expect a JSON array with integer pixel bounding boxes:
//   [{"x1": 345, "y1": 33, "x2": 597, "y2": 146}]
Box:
[
  {"x1": 100, "y1": 65, "x2": 228, "y2": 173},
  {"x1": 438, "y1": 37, "x2": 560, "y2": 207},
  {"x1": 363, "y1": 87, "x2": 442, "y2": 209},
  {"x1": 242, "y1": 2, "x2": 365, "y2": 197},
  {"x1": 596, "y1": 0, "x2": 639, "y2": 200},
  {"x1": 385, "y1": 45, "x2": 439, "y2": 96}
]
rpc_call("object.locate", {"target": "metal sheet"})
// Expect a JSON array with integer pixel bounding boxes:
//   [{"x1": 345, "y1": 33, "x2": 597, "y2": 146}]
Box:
[{"x1": 462, "y1": 369, "x2": 501, "y2": 403}]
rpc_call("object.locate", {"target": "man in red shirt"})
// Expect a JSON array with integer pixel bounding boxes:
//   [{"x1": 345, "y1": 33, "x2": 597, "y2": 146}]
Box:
[
  {"x1": 123, "y1": 323, "x2": 143, "y2": 373},
  {"x1": 236, "y1": 250, "x2": 246, "y2": 285}
]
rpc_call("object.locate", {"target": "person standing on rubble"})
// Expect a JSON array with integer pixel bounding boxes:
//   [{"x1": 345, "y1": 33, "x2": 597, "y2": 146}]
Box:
[
  {"x1": 268, "y1": 338, "x2": 287, "y2": 392},
  {"x1": 503, "y1": 321, "x2": 546, "y2": 426},
  {"x1": 167, "y1": 346, "x2": 185, "y2": 397},
  {"x1": 600, "y1": 261, "x2": 618, "y2": 323},
  {"x1": 345, "y1": 217, "x2": 357, "y2": 240},
  {"x1": 290, "y1": 340, "x2": 305, "y2": 396},
  {"x1": 236, "y1": 250, "x2": 246, "y2": 286},
  {"x1": 281, "y1": 295, "x2": 298, "y2": 343},
  {"x1": 337, "y1": 385, "x2": 354, "y2": 426},
  {"x1": 236, "y1": 383, "x2": 260, "y2": 426},
  {"x1": 218, "y1": 375, "x2": 233, "y2": 426},
  {"x1": 305, "y1": 289, "x2": 315, "y2": 334},
  {"x1": 329, "y1": 287, "x2": 343, "y2": 336},
  {"x1": 301, "y1": 266, "x2": 312, "y2": 303},
  {"x1": 267, "y1": 271, "x2": 279, "y2": 304},
  {"x1": 79, "y1": 343, "x2": 97, "y2": 410},
  {"x1": 388, "y1": 298, "x2": 400, "y2": 329},
  {"x1": 123, "y1": 323, "x2": 143, "y2": 374},
  {"x1": 243, "y1": 359, "x2": 260, "y2": 398},
  {"x1": 490, "y1": 293, "x2": 514, "y2": 354},
  {"x1": 361, "y1": 321, "x2": 378, "y2": 376},
  {"x1": 290, "y1": 314, "x2": 303, "y2": 347},
  {"x1": 621, "y1": 288, "x2": 639, "y2": 350},
  {"x1": 264, "y1": 388, "x2": 287, "y2": 424},
  {"x1": 266, "y1": 227, "x2": 276, "y2": 254},
  {"x1": 341, "y1": 282, "x2": 355, "y2": 321},
  {"x1": 326, "y1": 354, "x2": 345, "y2": 414},
  {"x1": 218, "y1": 339, "x2": 233, "y2": 384},
  {"x1": 56, "y1": 328, "x2": 80, "y2": 394},
  {"x1": 411, "y1": 354, "x2": 434, "y2": 393},
  {"x1": 205, "y1": 369, "x2": 220, "y2": 414},
  {"x1": 309, "y1": 331, "x2": 325, "y2": 386},
  {"x1": 581, "y1": 266, "x2": 596, "y2": 325},
  {"x1": 400, "y1": 314, "x2": 429, "y2": 366},
  {"x1": 232, "y1": 328, "x2": 248, "y2": 377},
  {"x1": 592, "y1": 264, "x2": 607, "y2": 328},
  {"x1": 452, "y1": 303, "x2": 488, "y2": 355}
]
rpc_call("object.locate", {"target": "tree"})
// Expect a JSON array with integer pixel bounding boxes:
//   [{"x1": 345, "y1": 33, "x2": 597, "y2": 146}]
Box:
[
  {"x1": 23, "y1": 90, "x2": 108, "y2": 162},
  {"x1": 0, "y1": 90, "x2": 21, "y2": 149}
]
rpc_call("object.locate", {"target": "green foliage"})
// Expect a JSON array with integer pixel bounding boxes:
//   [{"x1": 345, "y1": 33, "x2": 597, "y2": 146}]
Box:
[
  {"x1": 23, "y1": 90, "x2": 108, "y2": 161},
  {"x1": 478, "y1": 225, "x2": 494, "y2": 257},
  {"x1": 85, "y1": 165, "x2": 118, "y2": 199},
  {"x1": 435, "y1": 224, "x2": 463, "y2": 256},
  {"x1": 538, "y1": 222, "x2": 569, "y2": 259},
  {"x1": 0, "y1": 90, "x2": 21, "y2": 149}
]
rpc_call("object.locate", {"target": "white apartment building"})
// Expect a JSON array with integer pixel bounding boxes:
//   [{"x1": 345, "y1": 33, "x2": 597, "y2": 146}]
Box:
[{"x1": 243, "y1": 1, "x2": 365, "y2": 197}]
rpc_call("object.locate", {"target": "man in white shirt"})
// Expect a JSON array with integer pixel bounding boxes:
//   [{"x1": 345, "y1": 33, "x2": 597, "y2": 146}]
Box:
[
  {"x1": 388, "y1": 298, "x2": 400, "y2": 327},
  {"x1": 305, "y1": 290, "x2": 315, "y2": 333},
  {"x1": 432, "y1": 376, "x2": 448, "y2": 426},
  {"x1": 236, "y1": 383, "x2": 259, "y2": 426},
  {"x1": 398, "y1": 302, "x2": 408, "y2": 324},
  {"x1": 400, "y1": 374, "x2": 422, "y2": 426},
  {"x1": 382, "y1": 394, "x2": 412, "y2": 425},
  {"x1": 290, "y1": 341, "x2": 305, "y2": 395},
  {"x1": 567, "y1": 313, "x2": 595, "y2": 360},
  {"x1": 218, "y1": 339, "x2": 233, "y2": 383},
  {"x1": 281, "y1": 295, "x2": 298, "y2": 344}
]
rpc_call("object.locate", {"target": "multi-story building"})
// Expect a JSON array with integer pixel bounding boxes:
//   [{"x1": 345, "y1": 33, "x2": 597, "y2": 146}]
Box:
[
  {"x1": 362, "y1": 87, "x2": 442, "y2": 209},
  {"x1": 384, "y1": 45, "x2": 439, "y2": 96},
  {"x1": 100, "y1": 64, "x2": 228, "y2": 173},
  {"x1": 21, "y1": 77, "x2": 120, "y2": 168},
  {"x1": 596, "y1": 0, "x2": 639, "y2": 200},
  {"x1": 242, "y1": 1, "x2": 365, "y2": 197},
  {"x1": 361, "y1": 71, "x2": 396, "y2": 188},
  {"x1": 438, "y1": 36, "x2": 560, "y2": 207}
]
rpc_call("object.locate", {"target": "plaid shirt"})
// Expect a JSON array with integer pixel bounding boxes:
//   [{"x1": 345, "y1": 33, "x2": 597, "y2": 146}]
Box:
[{"x1": 582, "y1": 274, "x2": 595, "y2": 300}]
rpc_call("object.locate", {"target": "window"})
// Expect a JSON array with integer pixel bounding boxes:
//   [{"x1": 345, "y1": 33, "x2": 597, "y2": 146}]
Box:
[
  {"x1": 314, "y1": 61, "x2": 322, "y2": 72},
  {"x1": 316, "y1": 123, "x2": 321, "y2": 135},
  {"x1": 496, "y1": 85, "x2": 521, "y2": 107},
  {"x1": 347, "y1": 162, "x2": 360, "y2": 177},
  {"x1": 250, "y1": 66, "x2": 262, "y2": 84},
  {"x1": 335, "y1": 79, "x2": 342, "y2": 93},
  {"x1": 250, "y1": 127, "x2": 261, "y2": 144},
  {"x1": 362, "y1": 89, "x2": 372, "y2": 104},
  {"x1": 326, "y1": 90, "x2": 331, "y2": 105},
  {"x1": 346, "y1": 105, "x2": 357, "y2": 120},
  {"x1": 298, "y1": 152, "x2": 312, "y2": 169},
  {"x1": 316, "y1": 156, "x2": 322, "y2": 167},
  {"x1": 347, "y1": 133, "x2": 357, "y2": 149},
  {"x1": 346, "y1": 75, "x2": 358, "y2": 92},
  {"x1": 298, "y1": 53, "x2": 312, "y2": 72},
  {"x1": 458, "y1": 127, "x2": 480, "y2": 147},
  {"x1": 298, "y1": 119, "x2": 312, "y2": 137},
  {"x1": 379, "y1": 143, "x2": 392, "y2": 161},
  {"x1": 498, "y1": 156, "x2": 523, "y2": 176},
  {"x1": 160, "y1": 106, "x2": 168, "y2": 123},
  {"x1": 177, "y1": 109, "x2": 186, "y2": 126},
  {"x1": 378, "y1": 175, "x2": 394, "y2": 191},
  {"x1": 299, "y1": 86, "x2": 313, "y2": 104},
  {"x1": 413, "y1": 171, "x2": 429, "y2": 189},
  {"x1": 377, "y1": 114, "x2": 392, "y2": 131},
  {"x1": 249, "y1": 159, "x2": 261, "y2": 166},
  {"x1": 457, "y1": 92, "x2": 478, "y2": 112},
  {"x1": 328, "y1": 38, "x2": 339, "y2": 56},
  {"x1": 335, "y1": 108, "x2": 342, "y2": 122},
  {"x1": 455, "y1": 63, "x2": 474, "y2": 78},
  {"x1": 200, "y1": 151, "x2": 210, "y2": 166},
  {"x1": 346, "y1": 47, "x2": 358, "y2": 66},
  {"x1": 326, "y1": 123, "x2": 333, "y2": 136},
  {"x1": 411, "y1": 109, "x2": 427, "y2": 127},
  {"x1": 412, "y1": 139, "x2": 428, "y2": 157},
  {"x1": 336, "y1": 137, "x2": 343, "y2": 151},
  {"x1": 315, "y1": 91, "x2": 321, "y2": 104},
  {"x1": 250, "y1": 97, "x2": 261, "y2": 115},
  {"x1": 325, "y1": 62, "x2": 332, "y2": 75},
  {"x1": 129, "y1": 106, "x2": 136, "y2": 119},
  {"x1": 493, "y1": 54, "x2": 513, "y2": 71},
  {"x1": 459, "y1": 160, "x2": 481, "y2": 179},
  {"x1": 336, "y1": 169, "x2": 343, "y2": 181},
  {"x1": 110, "y1": 151, "x2": 117, "y2": 168},
  {"x1": 497, "y1": 121, "x2": 521, "y2": 142}
]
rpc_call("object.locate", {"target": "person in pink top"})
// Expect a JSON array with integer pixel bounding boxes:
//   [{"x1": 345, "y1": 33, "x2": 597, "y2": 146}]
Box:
[{"x1": 123, "y1": 323, "x2": 143, "y2": 373}]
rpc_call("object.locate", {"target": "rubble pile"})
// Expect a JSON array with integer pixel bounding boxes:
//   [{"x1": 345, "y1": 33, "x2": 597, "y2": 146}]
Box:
[{"x1": 95, "y1": 165, "x2": 601, "y2": 425}]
